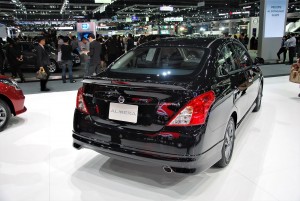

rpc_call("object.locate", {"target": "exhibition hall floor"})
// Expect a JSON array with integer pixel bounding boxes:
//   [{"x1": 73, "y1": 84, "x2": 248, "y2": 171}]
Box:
[{"x1": 1, "y1": 76, "x2": 300, "y2": 201}]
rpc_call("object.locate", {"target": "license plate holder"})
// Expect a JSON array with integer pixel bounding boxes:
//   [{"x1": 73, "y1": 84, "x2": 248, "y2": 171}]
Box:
[{"x1": 109, "y1": 103, "x2": 138, "y2": 123}]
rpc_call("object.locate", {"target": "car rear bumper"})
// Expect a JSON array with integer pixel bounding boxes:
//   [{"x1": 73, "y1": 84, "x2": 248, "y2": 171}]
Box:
[{"x1": 72, "y1": 131, "x2": 223, "y2": 173}]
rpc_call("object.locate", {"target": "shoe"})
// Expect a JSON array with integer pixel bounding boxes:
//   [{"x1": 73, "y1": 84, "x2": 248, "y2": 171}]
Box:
[
  {"x1": 298, "y1": 93, "x2": 300, "y2": 98},
  {"x1": 70, "y1": 80, "x2": 76, "y2": 83},
  {"x1": 63, "y1": 81, "x2": 66, "y2": 83},
  {"x1": 41, "y1": 88, "x2": 50, "y2": 92}
]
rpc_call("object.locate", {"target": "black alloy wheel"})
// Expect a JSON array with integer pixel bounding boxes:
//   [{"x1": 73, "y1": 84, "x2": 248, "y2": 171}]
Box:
[
  {"x1": 47, "y1": 59, "x2": 58, "y2": 73},
  {"x1": 215, "y1": 117, "x2": 235, "y2": 168}
]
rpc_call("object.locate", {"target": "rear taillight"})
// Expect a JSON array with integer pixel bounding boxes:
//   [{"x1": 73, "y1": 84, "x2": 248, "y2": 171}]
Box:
[
  {"x1": 167, "y1": 91, "x2": 215, "y2": 126},
  {"x1": 76, "y1": 87, "x2": 89, "y2": 114}
]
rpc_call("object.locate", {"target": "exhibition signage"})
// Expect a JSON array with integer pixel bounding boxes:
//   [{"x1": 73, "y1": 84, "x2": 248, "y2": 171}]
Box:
[
  {"x1": 160, "y1": 6, "x2": 174, "y2": 12},
  {"x1": 264, "y1": 0, "x2": 287, "y2": 38},
  {"x1": 164, "y1": 17, "x2": 183, "y2": 22},
  {"x1": 94, "y1": 0, "x2": 111, "y2": 3}
]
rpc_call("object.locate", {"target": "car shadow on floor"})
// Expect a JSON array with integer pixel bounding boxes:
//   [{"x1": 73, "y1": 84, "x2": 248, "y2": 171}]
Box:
[{"x1": 71, "y1": 154, "x2": 227, "y2": 200}]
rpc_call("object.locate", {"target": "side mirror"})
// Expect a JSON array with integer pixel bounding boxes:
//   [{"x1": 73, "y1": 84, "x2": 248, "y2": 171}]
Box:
[{"x1": 254, "y1": 57, "x2": 264, "y2": 65}]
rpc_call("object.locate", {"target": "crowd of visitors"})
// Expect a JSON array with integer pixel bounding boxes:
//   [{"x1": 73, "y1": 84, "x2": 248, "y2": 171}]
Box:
[{"x1": 1, "y1": 29, "x2": 300, "y2": 92}]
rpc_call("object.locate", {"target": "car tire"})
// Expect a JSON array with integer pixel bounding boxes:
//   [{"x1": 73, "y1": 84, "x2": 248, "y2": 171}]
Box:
[
  {"x1": 253, "y1": 83, "x2": 263, "y2": 112},
  {"x1": 47, "y1": 59, "x2": 58, "y2": 73},
  {"x1": 215, "y1": 117, "x2": 235, "y2": 168},
  {"x1": 0, "y1": 100, "x2": 12, "y2": 132}
]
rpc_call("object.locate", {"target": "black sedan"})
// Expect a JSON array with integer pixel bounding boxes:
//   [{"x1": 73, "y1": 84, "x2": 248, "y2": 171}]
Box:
[
  {"x1": 72, "y1": 37, "x2": 263, "y2": 174},
  {"x1": 3, "y1": 41, "x2": 81, "y2": 73}
]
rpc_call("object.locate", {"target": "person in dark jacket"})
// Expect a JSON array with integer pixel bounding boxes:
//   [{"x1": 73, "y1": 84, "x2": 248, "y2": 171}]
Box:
[
  {"x1": 126, "y1": 34, "x2": 134, "y2": 52},
  {"x1": 61, "y1": 37, "x2": 76, "y2": 83},
  {"x1": 6, "y1": 38, "x2": 25, "y2": 82},
  {"x1": 36, "y1": 36, "x2": 51, "y2": 91},
  {"x1": 106, "y1": 36, "x2": 121, "y2": 66},
  {"x1": 0, "y1": 42, "x2": 5, "y2": 75},
  {"x1": 277, "y1": 35, "x2": 288, "y2": 63},
  {"x1": 87, "y1": 33, "x2": 102, "y2": 76}
]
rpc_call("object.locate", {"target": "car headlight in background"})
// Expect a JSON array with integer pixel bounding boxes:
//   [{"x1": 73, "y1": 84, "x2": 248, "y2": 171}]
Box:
[{"x1": 0, "y1": 78, "x2": 21, "y2": 90}]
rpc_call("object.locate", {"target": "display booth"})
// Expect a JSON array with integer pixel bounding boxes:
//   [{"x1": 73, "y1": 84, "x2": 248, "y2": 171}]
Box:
[{"x1": 76, "y1": 22, "x2": 96, "y2": 40}]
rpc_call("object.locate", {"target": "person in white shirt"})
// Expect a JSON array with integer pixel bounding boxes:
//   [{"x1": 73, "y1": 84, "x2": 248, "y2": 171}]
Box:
[
  {"x1": 79, "y1": 37, "x2": 90, "y2": 76},
  {"x1": 286, "y1": 33, "x2": 296, "y2": 65}
]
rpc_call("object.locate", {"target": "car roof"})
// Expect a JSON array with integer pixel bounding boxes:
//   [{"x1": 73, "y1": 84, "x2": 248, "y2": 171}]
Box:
[{"x1": 139, "y1": 37, "x2": 230, "y2": 48}]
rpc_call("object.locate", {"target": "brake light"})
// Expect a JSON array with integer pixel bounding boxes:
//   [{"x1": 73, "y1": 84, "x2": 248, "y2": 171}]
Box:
[
  {"x1": 168, "y1": 91, "x2": 215, "y2": 126},
  {"x1": 76, "y1": 87, "x2": 89, "y2": 114}
]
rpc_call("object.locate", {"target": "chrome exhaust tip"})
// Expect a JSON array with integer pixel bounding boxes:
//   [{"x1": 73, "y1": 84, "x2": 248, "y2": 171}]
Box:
[{"x1": 163, "y1": 166, "x2": 173, "y2": 173}]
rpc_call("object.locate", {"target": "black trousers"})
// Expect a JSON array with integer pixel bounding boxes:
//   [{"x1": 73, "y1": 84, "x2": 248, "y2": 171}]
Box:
[
  {"x1": 11, "y1": 62, "x2": 25, "y2": 81},
  {"x1": 288, "y1": 47, "x2": 296, "y2": 64},
  {"x1": 0, "y1": 60, "x2": 4, "y2": 75},
  {"x1": 277, "y1": 47, "x2": 287, "y2": 62},
  {"x1": 40, "y1": 66, "x2": 50, "y2": 90}
]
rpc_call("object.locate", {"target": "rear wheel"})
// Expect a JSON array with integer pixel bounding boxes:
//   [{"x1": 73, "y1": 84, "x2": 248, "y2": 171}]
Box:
[
  {"x1": 0, "y1": 100, "x2": 11, "y2": 132},
  {"x1": 47, "y1": 59, "x2": 58, "y2": 73},
  {"x1": 253, "y1": 83, "x2": 263, "y2": 112},
  {"x1": 215, "y1": 117, "x2": 235, "y2": 168}
]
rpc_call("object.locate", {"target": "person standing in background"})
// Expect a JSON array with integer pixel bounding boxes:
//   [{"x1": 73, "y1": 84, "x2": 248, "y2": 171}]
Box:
[
  {"x1": 106, "y1": 36, "x2": 121, "y2": 66},
  {"x1": 87, "y1": 33, "x2": 101, "y2": 76},
  {"x1": 0, "y1": 42, "x2": 5, "y2": 75},
  {"x1": 277, "y1": 35, "x2": 288, "y2": 63},
  {"x1": 36, "y1": 36, "x2": 51, "y2": 91},
  {"x1": 61, "y1": 37, "x2": 76, "y2": 83},
  {"x1": 79, "y1": 37, "x2": 90, "y2": 77},
  {"x1": 57, "y1": 35, "x2": 64, "y2": 51},
  {"x1": 6, "y1": 38, "x2": 25, "y2": 82},
  {"x1": 98, "y1": 37, "x2": 107, "y2": 70},
  {"x1": 71, "y1": 36, "x2": 79, "y2": 55},
  {"x1": 244, "y1": 34, "x2": 249, "y2": 49},
  {"x1": 126, "y1": 34, "x2": 134, "y2": 52},
  {"x1": 286, "y1": 33, "x2": 296, "y2": 65}
]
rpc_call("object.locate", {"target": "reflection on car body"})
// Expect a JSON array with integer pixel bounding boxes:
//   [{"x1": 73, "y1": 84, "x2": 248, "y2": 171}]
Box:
[{"x1": 72, "y1": 37, "x2": 264, "y2": 174}]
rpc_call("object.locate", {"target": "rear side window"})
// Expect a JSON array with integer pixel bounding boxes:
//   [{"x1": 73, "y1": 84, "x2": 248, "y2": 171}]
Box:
[
  {"x1": 232, "y1": 43, "x2": 252, "y2": 68},
  {"x1": 109, "y1": 47, "x2": 206, "y2": 76},
  {"x1": 216, "y1": 45, "x2": 236, "y2": 76}
]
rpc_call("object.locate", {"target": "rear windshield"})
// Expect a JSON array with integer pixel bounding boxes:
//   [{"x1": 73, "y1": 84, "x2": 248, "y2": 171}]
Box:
[{"x1": 109, "y1": 47, "x2": 207, "y2": 76}]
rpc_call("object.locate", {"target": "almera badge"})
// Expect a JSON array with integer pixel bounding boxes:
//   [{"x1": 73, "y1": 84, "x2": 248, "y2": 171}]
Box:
[{"x1": 109, "y1": 103, "x2": 138, "y2": 123}]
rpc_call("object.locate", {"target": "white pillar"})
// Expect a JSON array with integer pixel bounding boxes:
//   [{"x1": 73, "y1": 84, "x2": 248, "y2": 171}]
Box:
[{"x1": 258, "y1": 0, "x2": 288, "y2": 62}]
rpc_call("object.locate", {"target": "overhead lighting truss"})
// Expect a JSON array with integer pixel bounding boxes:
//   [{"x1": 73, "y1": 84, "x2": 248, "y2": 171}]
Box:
[
  {"x1": 60, "y1": 0, "x2": 69, "y2": 14},
  {"x1": 11, "y1": 0, "x2": 27, "y2": 14},
  {"x1": 93, "y1": 0, "x2": 116, "y2": 14}
]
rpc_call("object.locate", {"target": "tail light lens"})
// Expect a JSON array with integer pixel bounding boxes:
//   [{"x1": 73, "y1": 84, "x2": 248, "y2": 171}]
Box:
[
  {"x1": 168, "y1": 91, "x2": 215, "y2": 126},
  {"x1": 76, "y1": 87, "x2": 89, "y2": 114}
]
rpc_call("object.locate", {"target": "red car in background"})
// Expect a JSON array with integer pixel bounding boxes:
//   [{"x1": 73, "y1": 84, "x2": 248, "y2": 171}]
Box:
[{"x1": 0, "y1": 75, "x2": 26, "y2": 132}]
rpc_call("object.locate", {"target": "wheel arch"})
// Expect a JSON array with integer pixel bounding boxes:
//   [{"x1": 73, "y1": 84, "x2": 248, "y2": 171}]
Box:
[{"x1": 0, "y1": 95, "x2": 15, "y2": 115}]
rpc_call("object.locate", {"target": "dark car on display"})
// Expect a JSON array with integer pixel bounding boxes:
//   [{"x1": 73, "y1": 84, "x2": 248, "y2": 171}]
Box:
[
  {"x1": 2, "y1": 41, "x2": 81, "y2": 73},
  {"x1": 0, "y1": 75, "x2": 26, "y2": 131},
  {"x1": 72, "y1": 37, "x2": 263, "y2": 174}
]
